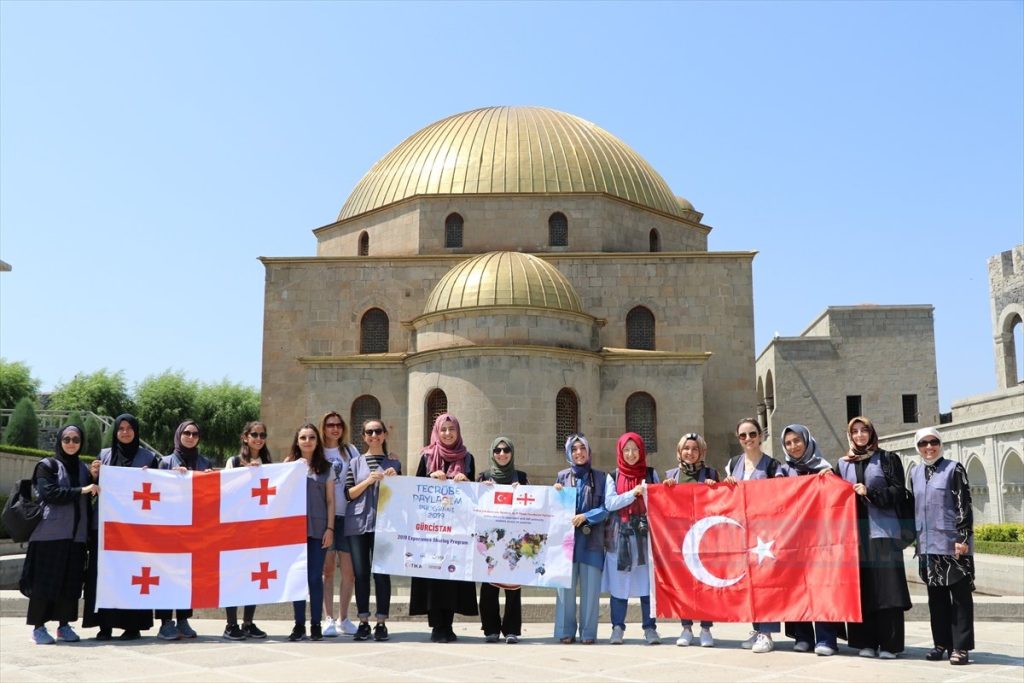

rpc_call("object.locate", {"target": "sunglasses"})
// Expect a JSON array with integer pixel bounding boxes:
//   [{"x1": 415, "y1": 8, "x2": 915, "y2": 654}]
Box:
[
  {"x1": 298, "y1": 435, "x2": 317, "y2": 441},
  {"x1": 364, "y1": 428, "x2": 384, "y2": 436},
  {"x1": 917, "y1": 438, "x2": 941, "y2": 448},
  {"x1": 249, "y1": 431, "x2": 267, "y2": 439},
  {"x1": 737, "y1": 431, "x2": 759, "y2": 440},
  {"x1": 493, "y1": 447, "x2": 512, "y2": 454},
  {"x1": 324, "y1": 422, "x2": 343, "y2": 429},
  {"x1": 181, "y1": 430, "x2": 200, "y2": 438},
  {"x1": 61, "y1": 436, "x2": 81, "y2": 444}
]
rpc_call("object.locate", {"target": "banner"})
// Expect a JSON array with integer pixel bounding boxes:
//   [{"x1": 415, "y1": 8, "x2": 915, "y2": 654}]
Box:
[
  {"x1": 648, "y1": 475, "x2": 861, "y2": 622},
  {"x1": 97, "y1": 462, "x2": 309, "y2": 609},
  {"x1": 371, "y1": 478, "x2": 576, "y2": 588}
]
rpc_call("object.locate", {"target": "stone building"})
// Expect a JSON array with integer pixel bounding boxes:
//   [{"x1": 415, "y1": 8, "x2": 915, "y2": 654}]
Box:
[
  {"x1": 260, "y1": 106, "x2": 757, "y2": 480},
  {"x1": 754, "y1": 305, "x2": 941, "y2": 458}
]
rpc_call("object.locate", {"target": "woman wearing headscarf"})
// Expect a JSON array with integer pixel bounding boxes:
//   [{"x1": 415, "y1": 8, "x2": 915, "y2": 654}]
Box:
[
  {"x1": 154, "y1": 420, "x2": 212, "y2": 640},
  {"x1": 836, "y1": 416, "x2": 912, "y2": 659},
  {"x1": 409, "y1": 413, "x2": 478, "y2": 642},
  {"x1": 83, "y1": 413, "x2": 159, "y2": 641},
  {"x1": 21, "y1": 424, "x2": 99, "y2": 644},
  {"x1": 477, "y1": 436, "x2": 529, "y2": 644},
  {"x1": 602, "y1": 432, "x2": 659, "y2": 645},
  {"x1": 663, "y1": 432, "x2": 718, "y2": 647},
  {"x1": 910, "y1": 427, "x2": 975, "y2": 666},
  {"x1": 553, "y1": 433, "x2": 617, "y2": 645},
  {"x1": 779, "y1": 424, "x2": 840, "y2": 656}
]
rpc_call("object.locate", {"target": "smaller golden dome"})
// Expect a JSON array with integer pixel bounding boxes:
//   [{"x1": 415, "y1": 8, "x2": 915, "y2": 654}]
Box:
[
  {"x1": 676, "y1": 196, "x2": 695, "y2": 212},
  {"x1": 424, "y1": 252, "x2": 583, "y2": 315}
]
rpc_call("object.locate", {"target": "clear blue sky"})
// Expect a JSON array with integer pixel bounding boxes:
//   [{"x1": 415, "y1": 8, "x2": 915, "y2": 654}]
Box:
[{"x1": 1, "y1": 1, "x2": 1021, "y2": 411}]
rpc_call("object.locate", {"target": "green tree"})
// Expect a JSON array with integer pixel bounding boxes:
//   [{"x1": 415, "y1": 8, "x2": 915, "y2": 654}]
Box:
[
  {"x1": 3, "y1": 396, "x2": 39, "y2": 448},
  {"x1": 49, "y1": 369, "x2": 135, "y2": 418},
  {"x1": 84, "y1": 415, "x2": 105, "y2": 456},
  {"x1": 135, "y1": 370, "x2": 198, "y2": 455},
  {"x1": 194, "y1": 380, "x2": 260, "y2": 463},
  {"x1": 0, "y1": 359, "x2": 39, "y2": 409}
]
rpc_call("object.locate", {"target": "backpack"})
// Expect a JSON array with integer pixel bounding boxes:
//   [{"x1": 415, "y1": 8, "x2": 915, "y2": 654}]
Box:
[
  {"x1": 2, "y1": 458, "x2": 55, "y2": 543},
  {"x1": 880, "y1": 450, "x2": 917, "y2": 550}
]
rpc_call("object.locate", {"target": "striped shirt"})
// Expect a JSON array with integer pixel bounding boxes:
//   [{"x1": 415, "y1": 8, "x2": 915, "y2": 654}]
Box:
[{"x1": 344, "y1": 454, "x2": 386, "y2": 501}]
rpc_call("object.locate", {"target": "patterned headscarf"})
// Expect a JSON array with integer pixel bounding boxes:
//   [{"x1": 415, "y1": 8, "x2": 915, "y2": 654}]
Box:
[
  {"x1": 488, "y1": 436, "x2": 516, "y2": 484},
  {"x1": 781, "y1": 424, "x2": 830, "y2": 474},
  {"x1": 914, "y1": 427, "x2": 944, "y2": 465},
  {"x1": 564, "y1": 433, "x2": 592, "y2": 479},
  {"x1": 615, "y1": 432, "x2": 647, "y2": 521},
  {"x1": 844, "y1": 416, "x2": 879, "y2": 461},
  {"x1": 423, "y1": 413, "x2": 467, "y2": 477},
  {"x1": 677, "y1": 432, "x2": 707, "y2": 477}
]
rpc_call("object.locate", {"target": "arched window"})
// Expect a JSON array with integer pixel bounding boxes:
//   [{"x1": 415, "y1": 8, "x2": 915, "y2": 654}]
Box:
[
  {"x1": 445, "y1": 213, "x2": 463, "y2": 248},
  {"x1": 350, "y1": 395, "x2": 381, "y2": 454},
  {"x1": 555, "y1": 388, "x2": 579, "y2": 450},
  {"x1": 626, "y1": 306, "x2": 655, "y2": 350},
  {"x1": 649, "y1": 229, "x2": 661, "y2": 253},
  {"x1": 548, "y1": 212, "x2": 568, "y2": 247},
  {"x1": 357, "y1": 231, "x2": 369, "y2": 256},
  {"x1": 360, "y1": 308, "x2": 389, "y2": 353},
  {"x1": 625, "y1": 392, "x2": 657, "y2": 453},
  {"x1": 424, "y1": 389, "x2": 448, "y2": 445}
]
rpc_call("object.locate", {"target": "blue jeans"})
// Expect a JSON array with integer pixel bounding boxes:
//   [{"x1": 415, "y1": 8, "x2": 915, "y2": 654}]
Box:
[
  {"x1": 293, "y1": 537, "x2": 325, "y2": 626},
  {"x1": 681, "y1": 619, "x2": 713, "y2": 628},
  {"x1": 610, "y1": 595, "x2": 655, "y2": 630},
  {"x1": 791, "y1": 621, "x2": 838, "y2": 648},
  {"x1": 555, "y1": 562, "x2": 602, "y2": 641},
  {"x1": 349, "y1": 532, "x2": 390, "y2": 619},
  {"x1": 753, "y1": 621, "x2": 780, "y2": 634}
]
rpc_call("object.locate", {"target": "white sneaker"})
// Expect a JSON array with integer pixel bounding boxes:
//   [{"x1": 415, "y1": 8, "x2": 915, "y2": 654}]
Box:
[
  {"x1": 859, "y1": 647, "x2": 877, "y2": 658},
  {"x1": 793, "y1": 640, "x2": 812, "y2": 653},
  {"x1": 699, "y1": 628, "x2": 715, "y2": 647},
  {"x1": 676, "y1": 626, "x2": 694, "y2": 646},
  {"x1": 610, "y1": 625, "x2": 624, "y2": 644},
  {"x1": 814, "y1": 644, "x2": 837, "y2": 656},
  {"x1": 339, "y1": 618, "x2": 358, "y2": 636},
  {"x1": 322, "y1": 617, "x2": 338, "y2": 638},
  {"x1": 751, "y1": 633, "x2": 774, "y2": 654},
  {"x1": 878, "y1": 650, "x2": 897, "y2": 660},
  {"x1": 643, "y1": 627, "x2": 661, "y2": 645},
  {"x1": 741, "y1": 631, "x2": 759, "y2": 649}
]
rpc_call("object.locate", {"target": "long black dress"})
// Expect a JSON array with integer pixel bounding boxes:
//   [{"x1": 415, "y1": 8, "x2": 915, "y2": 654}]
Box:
[{"x1": 408, "y1": 453, "x2": 479, "y2": 634}]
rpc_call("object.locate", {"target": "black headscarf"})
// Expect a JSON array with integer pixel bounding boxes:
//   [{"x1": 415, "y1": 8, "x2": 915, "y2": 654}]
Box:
[
  {"x1": 55, "y1": 424, "x2": 84, "y2": 487},
  {"x1": 173, "y1": 420, "x2": 201, "y2": 469},
  {"x1": 110, "y1": 413, "x2": 140, "y2": 467}
]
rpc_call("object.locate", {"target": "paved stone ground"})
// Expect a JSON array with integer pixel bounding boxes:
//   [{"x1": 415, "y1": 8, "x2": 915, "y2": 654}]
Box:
[{"x1": 1, "y1": 618, "x2": 1021, "y2": 682}]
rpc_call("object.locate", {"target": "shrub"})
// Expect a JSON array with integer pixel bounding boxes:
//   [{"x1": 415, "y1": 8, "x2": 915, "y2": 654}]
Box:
[
  {"x1": 0, "y1": 445, "x2": 51, "y2": 457},
  {"x1": 976, "y1": 523, "x2": 1024, "y2": 543},
  {"x1": 3, "y1": 397, "x2": 39, "y2": 448},
  {"x1": 84, "y1": 416, "x2": 105, "y2": 457},
  {"x1": 975, "y1": 540, "x2": 1024, "y2": 558}
]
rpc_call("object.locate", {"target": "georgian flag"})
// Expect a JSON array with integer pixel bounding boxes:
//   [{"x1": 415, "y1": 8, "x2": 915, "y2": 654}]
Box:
[{"x1": 97, "y1": 462, "x2": 308, "y2": 609}]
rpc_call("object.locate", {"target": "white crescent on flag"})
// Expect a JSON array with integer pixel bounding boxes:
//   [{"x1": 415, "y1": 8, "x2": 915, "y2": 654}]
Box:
[{"x1": 97, "y1": 462, "x2": 308, "y2": 609}]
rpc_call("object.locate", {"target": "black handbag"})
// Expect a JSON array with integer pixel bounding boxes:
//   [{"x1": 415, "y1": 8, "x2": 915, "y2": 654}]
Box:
[
  {"x1": 2, "y1": 478, "x2": 44, "y2": 543},
  {"x1": 880, "y1": 451, "x2": 917, "y2": 550}
]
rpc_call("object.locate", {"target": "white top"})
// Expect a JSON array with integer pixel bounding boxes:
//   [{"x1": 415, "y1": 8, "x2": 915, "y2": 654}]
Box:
[
  {"x1": 600, "y1": 473, "x2": 657, "y2": 599},
  {"x1": 326, "y1": 444, "x2": 357, "y2": 515}
]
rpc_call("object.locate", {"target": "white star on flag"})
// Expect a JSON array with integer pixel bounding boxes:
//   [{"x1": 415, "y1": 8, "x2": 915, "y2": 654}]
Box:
[{"x1": 749, "y1": 536, "x2": 775, "y2": 565}]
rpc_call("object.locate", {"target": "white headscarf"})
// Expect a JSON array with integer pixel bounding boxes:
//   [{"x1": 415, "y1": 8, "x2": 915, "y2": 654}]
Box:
[{"x1": 913, "y1": 427, "x2": 944, "y2": 466}]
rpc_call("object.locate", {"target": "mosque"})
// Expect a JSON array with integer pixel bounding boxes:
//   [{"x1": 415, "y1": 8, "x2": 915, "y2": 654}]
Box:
[{"x1": 259, "y1": 106, "x2": 756, "y2": 480}]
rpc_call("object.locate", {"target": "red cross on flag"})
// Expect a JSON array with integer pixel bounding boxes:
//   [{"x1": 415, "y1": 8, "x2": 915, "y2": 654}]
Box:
[{"x1": 97, "y1": 463, "x2": 309, "y2": 609}]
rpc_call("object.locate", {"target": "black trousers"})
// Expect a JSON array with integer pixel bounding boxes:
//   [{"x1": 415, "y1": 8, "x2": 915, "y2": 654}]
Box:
[
  {"x1": 225, "y1": 606, "x2": 256, "y2": 625},
  {"x1": 479, "y1": 583, "x2": 522, "y2": 637},
  {"x1": 349, "y1": 532, "x2": 391, "y2": 619},
  {"x1": 428, "y1": 608, "x2": 454, "y2": 629},
  {"x1": 155, "y1": 609, "x2": 193, "y2": 621},
  {"x1": 847, "y1": 607, "x2": 904, "y2": 653},
  {"x1": 928, "y1": 580, "x2": 975, "y2": 651}
]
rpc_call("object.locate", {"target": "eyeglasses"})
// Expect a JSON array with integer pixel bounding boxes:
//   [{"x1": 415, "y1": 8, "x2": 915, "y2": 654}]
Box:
[
  {"x1": 298, "y1": 435, "x2": 317, "y2": 441},
  {"x1": 917, "y1": 438, "x2": 941, "y2": 448},
  {"x1": 364, "y1": 428, "x2": 384, "y2": 436},
  {"x1": 61, "y1": 436, "x2": 81, "y2": 444},
  {"x1": 737, "y1": 431, "x2": 759, "y2": 440},
  {"x1": 324, "y1": 422, "x2": 343, "y2": 429},
  {"x1": 181, "y1": 430, "x2": 200, "y2": 438},
  {"x1": 493, "y1": 447, "x2": 512, "y2": 454},
  {"x1": 248, "y1": 431, "x2": 267, "y2": 439}
]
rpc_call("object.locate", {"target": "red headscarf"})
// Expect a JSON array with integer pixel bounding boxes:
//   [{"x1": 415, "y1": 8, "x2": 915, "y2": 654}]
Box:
[
  {"x1": 423, "y1": 413, "x2": 468, "y2": 477},
  {"x1": 615, "y1": 432, "x2": 647, "y2": 521}
]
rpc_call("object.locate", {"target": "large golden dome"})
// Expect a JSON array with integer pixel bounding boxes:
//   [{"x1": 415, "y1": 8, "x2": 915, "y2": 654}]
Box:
[
  {"x1": 423, "y1": 251, "x2": 583, "y2": 315},
  {"x1": 339, "y1": 106, "x2": 682, "y2": 221}
]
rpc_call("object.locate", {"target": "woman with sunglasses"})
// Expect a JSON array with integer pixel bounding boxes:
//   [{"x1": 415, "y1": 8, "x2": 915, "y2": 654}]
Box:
[
  {"x1": 222, "y1": 421, "x2": 272, "y2": 641},
  {"x1": 83, "y1": 413, "x2": 160, "y2": 641},
  {"x1": 477, "y1": 436, "x2": 529, "y2": 644},
  {"x1": 283, "y1": 423, "x2": 334, "y2": 641},
  {"x1": 320, "y1": 411, "x2": 358, "y2": 638},
  {"x1": 154, "y1": 420, "x2": 212, "y2": 641},
  {"x1": 909, "y1": 428, "x2": 974, "y2": 666},
  {"x1": 22, "y1": 424, "x2": 99, "y2": 645},
  {"x1": 663, "y1": 432, "x2": 718, "y2": 647},
  {"x1": 722, "y1": 417, "x2": 785, "y2": 654},
  {"x1": 836, "y1": 416, "x2": 911, "y2": 659},
  {"x1": 343, "y1": 418, "x2": 401, "y2": 642},
  {"x1": 409, "y1": 413, "x2": 478, "y2": 643}
]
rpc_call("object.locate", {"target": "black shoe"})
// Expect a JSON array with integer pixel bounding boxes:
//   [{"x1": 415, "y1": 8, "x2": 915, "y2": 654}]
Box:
[
  {"x1": 119, "y1": 630, "x2": 141, "y2": 641},
  {"x1": 444, "y1": 628, "x2": 458, "y2": 643},
  {"x1": 95, "y1": 629, "x2": 112, "y2": 641},
  {"x1": 242, "y1": 622, "x2": 267, "y2": 639},
  {"x1": 373, "y1": 623, "x2": 389, "y2": 641},
  {"x1": 288, "y1": 625, "x2": 305, "y2": 642},
  {"x1": 430, "y1": 627, "x2": 444, "y2": 643},
  {"x1": 310, "y1": 623, "x2": 323, "y2": 641},
  {"x1": 223, "y1": 624, "x2": 246, "y2": 641},
  {"x1": 354, "y1": 622, "x2": 372, "y2": 641}
]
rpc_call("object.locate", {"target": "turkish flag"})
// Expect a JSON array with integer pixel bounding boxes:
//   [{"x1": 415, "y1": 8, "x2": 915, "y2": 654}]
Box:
[
  {"x1": 493, "y1": 491, "x2": 513, "y2": 505},
  {"x1": 648, "y1": 475, "x2": 861, "y2": 623},
  {"x1": 97, "y1": 463, "x2": 309, "y2": 609}
]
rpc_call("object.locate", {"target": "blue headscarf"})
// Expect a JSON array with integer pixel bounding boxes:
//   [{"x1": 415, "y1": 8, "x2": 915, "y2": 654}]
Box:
[
  {"x1": 781, "y1": 424, "x2": 830, "y2": 474},
  {"x1": 564, "y1": 433, "x2": 592, "y2": 479}
]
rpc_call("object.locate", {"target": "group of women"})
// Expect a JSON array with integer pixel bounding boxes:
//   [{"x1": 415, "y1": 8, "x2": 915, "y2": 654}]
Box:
[{"x1": 21, "y1": 411, "x2": 976, "y2": 665}]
